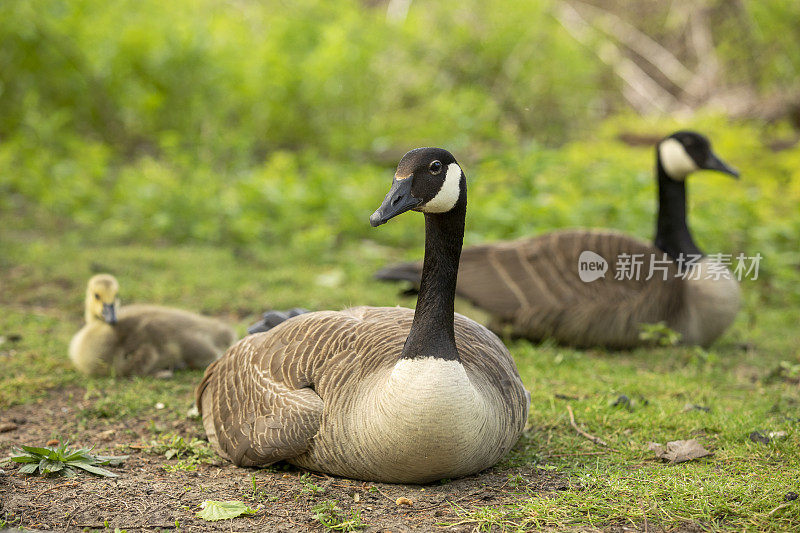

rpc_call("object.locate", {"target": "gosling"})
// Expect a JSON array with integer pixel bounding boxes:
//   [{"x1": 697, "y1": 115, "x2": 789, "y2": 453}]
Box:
[{"x1": 69, "y1": 274, "x2": 236, "y2": 376}]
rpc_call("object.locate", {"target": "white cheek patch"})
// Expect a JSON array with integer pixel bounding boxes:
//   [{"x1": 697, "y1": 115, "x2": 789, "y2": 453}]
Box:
[
  {"x1": 659, "y1": 138, "x2": 698, "y2": 181},
  {"x1": 421, "y1": 163, "x2": 462, "y2": 213}
]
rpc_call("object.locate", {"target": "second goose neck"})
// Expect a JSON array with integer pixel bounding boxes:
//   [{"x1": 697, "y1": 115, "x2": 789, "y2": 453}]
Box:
[
  {"x1": 401, "y1": 204, "x2": 465, "y2": 362},
  {"x1": 654, "y1": 161, "x2": 702, "y2": 260}
]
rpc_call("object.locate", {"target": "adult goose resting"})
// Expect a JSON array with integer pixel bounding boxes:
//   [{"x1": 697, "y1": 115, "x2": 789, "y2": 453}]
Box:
[
  {"x1": 69, "y1": 274, "x2": 236, "y2": 376},
  {"x1": 376, "y1": 132, "x2": 741, "y2": 349},
  {"x1": 196, "y1": 148, "x2": 529, "y2": 484}
]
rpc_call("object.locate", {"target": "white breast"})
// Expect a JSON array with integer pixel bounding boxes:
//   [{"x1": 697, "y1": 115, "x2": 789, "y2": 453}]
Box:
[
  {"x1": 675, "y1": 258, "x2": 741, "y2": 346},
  {"x1": 298, "y1": 356, "x2": 509, "y2": 483}
]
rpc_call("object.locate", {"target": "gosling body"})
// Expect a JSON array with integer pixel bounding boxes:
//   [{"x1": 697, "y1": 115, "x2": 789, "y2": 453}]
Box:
[{"x1": 69, "y1": 275, "x2": 236, "y2": 376}]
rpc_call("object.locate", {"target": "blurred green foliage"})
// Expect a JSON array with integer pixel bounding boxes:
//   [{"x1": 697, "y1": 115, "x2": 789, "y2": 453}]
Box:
[
  {"x1": 0, "y1": 0, "x2": 603, "y2": 158},
  {"x1": 0, "y1": 0, "x2": 798, "y2": 304}
]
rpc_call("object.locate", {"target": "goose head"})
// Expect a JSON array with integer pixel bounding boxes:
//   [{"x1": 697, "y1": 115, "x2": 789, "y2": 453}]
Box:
[
  {"x1": 370, "y1": 147, "x2": 465, "y2": 226},
  {"x1": 658, "y1": 131, "x2": 739, "y2": 181},
  {"x1": 85, "y1": 274, "x2": 120, "y2": 325}
]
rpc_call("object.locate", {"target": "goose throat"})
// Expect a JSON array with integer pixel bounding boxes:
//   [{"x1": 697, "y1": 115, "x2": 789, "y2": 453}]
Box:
[
  {"x1": 401, "y1": 205, "x2": 466, "y2": 361},
  {"x1": 654, "y1": 158, "x2": 702, "y2": 260}
]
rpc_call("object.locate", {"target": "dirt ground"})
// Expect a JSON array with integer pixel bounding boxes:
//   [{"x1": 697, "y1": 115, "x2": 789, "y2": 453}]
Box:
[{"x1": 0, "y1": 388, "x2": 566, "y2": 532}]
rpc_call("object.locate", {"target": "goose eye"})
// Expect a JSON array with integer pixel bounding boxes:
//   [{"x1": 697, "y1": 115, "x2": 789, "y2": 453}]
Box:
[
  {"x1": 429, "y1": 160, "x2": 442, "y2": 175},
  {"x1": 94, "y1": 293, "x2": 100, "y2": 300}
]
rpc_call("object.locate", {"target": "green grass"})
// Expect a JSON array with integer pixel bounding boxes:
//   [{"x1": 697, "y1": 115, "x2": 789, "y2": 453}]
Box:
[{"x1": 1, "y1": 227, "x2": 798, "y2": 530}]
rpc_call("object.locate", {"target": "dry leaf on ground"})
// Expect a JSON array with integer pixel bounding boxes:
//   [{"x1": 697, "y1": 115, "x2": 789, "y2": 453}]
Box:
[{"x1": 648, "y1": 439, "x2": 713, "y2": 463}]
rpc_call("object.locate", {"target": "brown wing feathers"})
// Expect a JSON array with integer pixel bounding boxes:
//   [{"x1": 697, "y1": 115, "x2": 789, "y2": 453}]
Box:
[{"x1": 196, "y1": 306, "x2": 527, "y2": 471}]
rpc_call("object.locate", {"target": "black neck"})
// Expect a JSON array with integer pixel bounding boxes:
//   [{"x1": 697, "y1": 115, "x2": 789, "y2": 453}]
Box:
[
  {"x1": 401, "y1": 201, "x2": 465, "y2": 361},
  {"x1": 654, "y1": 158, "x2": 702, "y2": 260}
]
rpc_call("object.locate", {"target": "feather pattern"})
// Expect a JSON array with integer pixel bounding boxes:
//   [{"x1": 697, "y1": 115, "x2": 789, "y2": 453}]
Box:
[{"x1": 197, "y1": 306, "x2": 529, "y2": 483}]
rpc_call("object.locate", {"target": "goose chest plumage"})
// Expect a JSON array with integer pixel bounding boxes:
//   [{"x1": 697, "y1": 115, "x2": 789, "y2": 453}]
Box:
[
  {"x1": 69, "y1": 274, "x2": 236, "y2": 376},
  {"x1": 376, "y1": 132, "x2": 742, "y2": 349},
  {"x1": 196, "y1": 148, "x2": 530, "y2": 484}
]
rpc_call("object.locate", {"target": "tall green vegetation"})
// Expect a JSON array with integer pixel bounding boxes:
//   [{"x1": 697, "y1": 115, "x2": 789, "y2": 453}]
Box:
[{"x1": 1, "y1": 0, "x2": 798, "y2": 303}]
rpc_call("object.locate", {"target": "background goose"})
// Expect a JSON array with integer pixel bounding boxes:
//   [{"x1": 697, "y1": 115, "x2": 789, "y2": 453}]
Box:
[
  {"x1": 196, "y1": 148, "x2": 529, "y2": 484},
  {"x1": 376, "y1": 132, "x2": 742, "y2": 349},
  {"x1": 69, "y1": 274, "x2": 236, "y2": 376}
]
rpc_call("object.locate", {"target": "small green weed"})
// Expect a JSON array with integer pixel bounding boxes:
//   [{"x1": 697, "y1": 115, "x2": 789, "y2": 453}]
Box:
[
  {"x1": 146, "y1": 433, "x2": 214, "y2": 462},
  {"x1": 639, "y1": 322, "x2": 682, "y2": 346},
  {"x1": 311, "y1": 500, "x2": 364, "y2": 531},
  {"x1": 162, "y1": 458, "x2": 200, "y2": 472},
  {"x1": 246, "y1": 473, "x2": 278, "y2": 503},
  {"x1": 299, "y1": 472, "x2": 326, "y2": 496},
  {"x1": 10, "y1": 441, "x2": 127, "y2": 477}
]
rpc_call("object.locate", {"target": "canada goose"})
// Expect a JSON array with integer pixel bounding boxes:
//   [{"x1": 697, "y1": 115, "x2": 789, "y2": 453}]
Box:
[
  {"x1": 376, "y1": 132, "x2": 742, "y2": 349},
  {"x1": 196, "y1": 148, "x2": 529, "y2": 484},
  {"x1": 69, "y1": 274, "x2": 236, "y2": 376}
]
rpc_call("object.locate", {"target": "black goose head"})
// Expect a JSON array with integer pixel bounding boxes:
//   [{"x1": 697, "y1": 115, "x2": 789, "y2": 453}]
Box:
[
  {"x1": 370, "y1": 147, "x2": 465, "y2": 226},
  {"x1": 658, "y1": 131, "x2": 739, "y2": 181}
]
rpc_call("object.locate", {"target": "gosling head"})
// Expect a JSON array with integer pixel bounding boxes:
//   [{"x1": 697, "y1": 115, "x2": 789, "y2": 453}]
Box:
[
  {"x1": 85, "y1": 274, "x2": 120, "y2": 325},
  {"x1": 370, "y1": 147, "x2": 465, "y2": 227},
  {"x1": 658, "y1": 131, "x2": 739, "y2": 181}
]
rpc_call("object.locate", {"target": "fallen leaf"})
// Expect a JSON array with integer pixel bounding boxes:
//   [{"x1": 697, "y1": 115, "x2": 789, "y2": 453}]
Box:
[
  {"x1": 196, "y1": 500, "x2": 257, "y2": 521},
  {"x1": 648, "y1": 439, "x2": 713, "y2": 463}
]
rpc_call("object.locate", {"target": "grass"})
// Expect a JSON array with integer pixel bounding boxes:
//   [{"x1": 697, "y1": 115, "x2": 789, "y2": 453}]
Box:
[{"x1": 2, "y1": 231, "x2": 797, "y2": 530}]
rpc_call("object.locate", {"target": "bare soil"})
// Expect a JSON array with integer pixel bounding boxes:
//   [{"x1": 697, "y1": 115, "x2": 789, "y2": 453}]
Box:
[{"x1": 0, "y1": 388, "x2": 565, "y2": 532}]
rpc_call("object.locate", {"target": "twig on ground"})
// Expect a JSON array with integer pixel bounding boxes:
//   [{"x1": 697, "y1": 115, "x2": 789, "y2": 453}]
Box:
[
  {"x1": 767, "y1": 503, "x2": 791, "y2": 516},
  {"x1": 566, "y1": 405, "x2": 610, "y2": 448}
]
